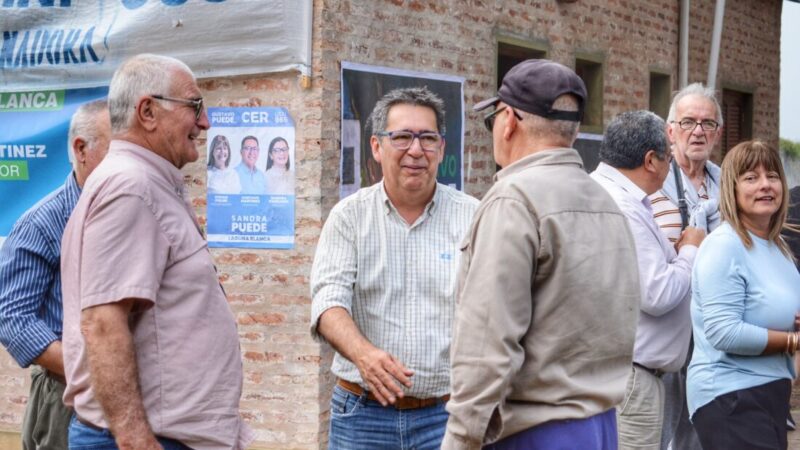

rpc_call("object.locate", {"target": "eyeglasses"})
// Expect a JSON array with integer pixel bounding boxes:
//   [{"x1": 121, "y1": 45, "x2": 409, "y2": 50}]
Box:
[
  {"x1": 242, "y1": 146, "x2": 259, "y2": 152},
  {"x1": 375, "y1": 130, "x2": 443, "y2": 152},
  {"x1": 483, "y1": 106, "x2": 523, "y2": 132},
  {"x1": 671, "y1": 118, "x2": 719, "y2": 132},
  {"x1": 151, "y1": 95, "x2": 204, "y2": 121},
  {"x1": 271, "y1": 147, "x2": 289, "y2": 154}
]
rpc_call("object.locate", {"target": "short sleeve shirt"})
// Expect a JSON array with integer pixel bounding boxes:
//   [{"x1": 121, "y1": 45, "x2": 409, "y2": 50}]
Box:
[{"x1": 61, "y1": 140, "x2": 252, "y2": 450}]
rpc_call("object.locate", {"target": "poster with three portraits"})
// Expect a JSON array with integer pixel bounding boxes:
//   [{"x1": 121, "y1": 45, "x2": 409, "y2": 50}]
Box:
[{"x1": 205, "y1": 107, "x2": 295, "y2": 249}]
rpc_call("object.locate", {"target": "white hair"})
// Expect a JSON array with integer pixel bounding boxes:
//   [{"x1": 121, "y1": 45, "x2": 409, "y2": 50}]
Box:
[
  {"x1": 67, "y1": 99, "x2": 108, "y2": 166},
  {"x1": 667, "y1": 82, "x2": 723, "y2": 126},
  {"x1": 108, "y1": 53, "x2": 194, "y2": 134}
]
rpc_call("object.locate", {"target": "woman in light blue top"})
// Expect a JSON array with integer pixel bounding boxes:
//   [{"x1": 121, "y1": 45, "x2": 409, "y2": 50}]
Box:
[{"x1": 688, "y1": 140, "x2": 800, "y2": 449}]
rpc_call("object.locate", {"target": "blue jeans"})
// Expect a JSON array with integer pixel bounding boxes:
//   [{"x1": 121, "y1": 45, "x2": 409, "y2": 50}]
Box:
[
  {"x1": 68, "y1": 415, "x2": 191, "y2": 450},
  {"x1": 328, "y1": 384, "x2": 448, "y2": 450}
]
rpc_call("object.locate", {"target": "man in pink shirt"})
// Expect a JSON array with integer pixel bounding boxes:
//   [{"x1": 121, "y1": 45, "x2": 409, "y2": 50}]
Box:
[{"x1": 60, "y1": 54, "x2": 252, "y2": 450}]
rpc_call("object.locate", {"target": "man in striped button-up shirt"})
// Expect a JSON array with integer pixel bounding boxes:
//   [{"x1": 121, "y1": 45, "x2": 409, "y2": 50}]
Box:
[
  {"x1": 311, "y1": 87, "x2": 478, "y2": 449},
  {"x1": 0, "y1": 100, "x2": 110, "y2": 449}
]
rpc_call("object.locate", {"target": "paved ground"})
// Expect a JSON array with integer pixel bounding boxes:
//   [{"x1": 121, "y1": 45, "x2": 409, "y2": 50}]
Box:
[
  {"x1": 791, "y1": 411, "x2": 800, "y2": 449},
  {"x1": 791, "y1": 423, "x2": 800, "y2": 450}
]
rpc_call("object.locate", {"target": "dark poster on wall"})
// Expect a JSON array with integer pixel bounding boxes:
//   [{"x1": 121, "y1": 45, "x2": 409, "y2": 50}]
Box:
[
  {"x1": 340, "y1": 62, "x2": 465, "y2": 199},
  {"x1": 574, "y1": 133, "x2": 603, "y2": 173}
]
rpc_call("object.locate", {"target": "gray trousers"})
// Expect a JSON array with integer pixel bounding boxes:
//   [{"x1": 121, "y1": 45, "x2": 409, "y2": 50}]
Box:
[
  {"x1": 22, "y1": 366, "x2": 71, "y2": 450},
  {"x1": 617, "y1": 365, "x2": 665, "y2": 450},
  {"x1": 659, "y1": 369, "x2": 702, "y2": 450}
]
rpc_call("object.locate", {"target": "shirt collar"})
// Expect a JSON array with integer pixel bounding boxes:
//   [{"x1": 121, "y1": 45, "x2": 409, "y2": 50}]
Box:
[
  {"x1": 379, "y1": 181, "x2": 440, "y2": 218},
  {"x1": 594, "y1": 162, "x2": 650, "y2": 205},
  {"x1": 65, "y1": 171, "x2": 81, "y2": 200},
  {"x1": 495, "y1": 148, "x2": 584, "y2": 183},
  {"x1": 62, "y1": 171, "x2": 81, "y2": 220},
  {"x1": 110, "y1": 140, "x2": 186, "y2": 194},
  {"x1": 237, "y1": 162, "x2": 259, "y2": 174}
]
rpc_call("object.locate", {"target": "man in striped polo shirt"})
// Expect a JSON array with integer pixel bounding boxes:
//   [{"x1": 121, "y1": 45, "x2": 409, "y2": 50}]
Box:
[
  {"x1": 310, "y1": 87, "x2": 479, "y2": 449},
  {"x1": 649, "y1": 83, "x2": 723, "y2": 244},
  {"x1": 649, "y1": 83, "x2": 723, "y2": 450},
  {"x1": 0, "y1": 100, "x2": 110, "y2": 449}
]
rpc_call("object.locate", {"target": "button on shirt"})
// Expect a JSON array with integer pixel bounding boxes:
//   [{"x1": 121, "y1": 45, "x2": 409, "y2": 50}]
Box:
[
  {"x1": 0, "y1": 173, "x2": 79, "y2": 367},
  {"x1": 592, "y1": 162, "x2": 696, "y2": 372},
  {"x1": 61, "y1": 140, "x2": 252, "y2": 450},
  {"x1": 310, "y1": 182, "x2": 478, "y2": 398}
]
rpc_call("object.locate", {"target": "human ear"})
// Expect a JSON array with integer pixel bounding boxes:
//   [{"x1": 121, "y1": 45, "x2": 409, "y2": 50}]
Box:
[
  {"x1": 370, "y1": 135, "x2": 383, "y2": 164},
  {"x1": 137, "y1": 97, "x2": 158, "y2": 131}
]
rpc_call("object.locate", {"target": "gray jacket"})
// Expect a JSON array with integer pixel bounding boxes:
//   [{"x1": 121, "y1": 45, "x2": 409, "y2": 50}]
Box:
[{"x1": 444, "y1": 148, "x2": 641, "y2": 449}]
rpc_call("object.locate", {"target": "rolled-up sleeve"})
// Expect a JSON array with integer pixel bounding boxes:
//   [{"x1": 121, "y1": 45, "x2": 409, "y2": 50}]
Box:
[
  {"x1": 309, "y1": 206, "x2": 357, "y2": 342},
  {"x1": 443, "y1": 196, "x2": 538, "y2": 449},
  {"x1": 0, "y1": 220, "x2": 59, "y2": 367},
  {"x1": 694, "y1": 234, "x2": 768, "y2": 355}
]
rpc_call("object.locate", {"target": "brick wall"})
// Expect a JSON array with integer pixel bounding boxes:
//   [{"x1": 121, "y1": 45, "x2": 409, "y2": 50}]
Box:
[{"x1": 0, "y1": 1, "x2": 782, "y2": 448}]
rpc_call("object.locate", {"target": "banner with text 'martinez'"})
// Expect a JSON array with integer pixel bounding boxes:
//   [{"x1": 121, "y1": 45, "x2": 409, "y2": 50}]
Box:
[
  {"x1": 0, "y1": 0, "x2": 312, "y2": 91},
  {"x1": 0, "y1": 87, "x2": 108, "y2": 246}
]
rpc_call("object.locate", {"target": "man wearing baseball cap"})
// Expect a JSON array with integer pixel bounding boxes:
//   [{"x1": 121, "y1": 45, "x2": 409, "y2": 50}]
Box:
[{"x1": 442, "y1": 59, "x2": 640, "y2": 450}]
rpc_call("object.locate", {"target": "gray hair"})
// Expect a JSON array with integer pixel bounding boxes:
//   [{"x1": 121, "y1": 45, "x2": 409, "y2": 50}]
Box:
[
  {"x1": 369, "y1": 87, "x2": 446, "y2": 135},
  {"x1": 67, "y1": 99, "x2": 109, "y2": 165},
  {"x1": 667, "y1": 82, "x2": 723, "y2": 126},
  {"x1": 518, "y1": 94, "x2": 580, "y2": 145},
  {"x1": 108, "y1": 53, "x2": 194, "y2": 134},
  {"x1": 600, "y1": 110, "x2": 669, "y2": 169}
]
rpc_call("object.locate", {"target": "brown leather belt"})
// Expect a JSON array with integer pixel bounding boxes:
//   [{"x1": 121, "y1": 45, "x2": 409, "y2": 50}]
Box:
[{"x1": 337, "y1": 379, "x2": 450, "y2": 410}]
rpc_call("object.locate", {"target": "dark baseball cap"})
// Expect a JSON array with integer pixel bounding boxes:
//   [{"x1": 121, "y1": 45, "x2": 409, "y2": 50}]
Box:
[{"x1": 474, "y1": 59, "x2": 587, "y2": 122}]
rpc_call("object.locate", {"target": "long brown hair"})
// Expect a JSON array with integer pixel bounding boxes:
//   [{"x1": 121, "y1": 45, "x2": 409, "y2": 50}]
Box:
[{"x1": 719, "y1": 140, "x2": 793, "y2": 259}]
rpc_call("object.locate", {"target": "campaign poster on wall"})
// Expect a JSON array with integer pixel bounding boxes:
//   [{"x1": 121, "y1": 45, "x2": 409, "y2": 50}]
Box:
[
  {"x1": 0, "y1": 86, "x2": 108, "y2": 248},
  {"x1": 340, "y1": 62, "x2": 465, "y2": 199},
  {"x1": 205, "y1": 107, "x2": 295, "y2": 249}
]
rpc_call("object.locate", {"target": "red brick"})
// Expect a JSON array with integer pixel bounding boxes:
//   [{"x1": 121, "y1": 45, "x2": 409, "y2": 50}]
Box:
[
  {"x1": 238, "y1": 312, "x2": 286, "y2": 326},
  {"x1": 243, "y1": 351, "x2": 284, "y2": 363}
]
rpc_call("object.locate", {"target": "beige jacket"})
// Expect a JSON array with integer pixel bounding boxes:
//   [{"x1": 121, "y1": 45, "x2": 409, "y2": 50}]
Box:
[{"x1": 443, "y1": 148, "x2": 640, "y2": 449}]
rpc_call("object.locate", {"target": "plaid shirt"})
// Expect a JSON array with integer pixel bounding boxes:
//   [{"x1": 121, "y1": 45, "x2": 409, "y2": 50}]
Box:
[{"x1": 310, "y1": 182, "x2": 478, "y2": 397}]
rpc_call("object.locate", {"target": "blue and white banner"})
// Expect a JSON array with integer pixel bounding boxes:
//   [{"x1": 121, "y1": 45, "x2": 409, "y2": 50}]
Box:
[
  {"x1": 1, "y1": 0, "x2": 312, "y2": 91},
  {"x1": 0, "y1": 86, "x2": 108, "y2": 246},
  {"x1": 206, "y1": 107, "x2": 295, "y2": 249}
]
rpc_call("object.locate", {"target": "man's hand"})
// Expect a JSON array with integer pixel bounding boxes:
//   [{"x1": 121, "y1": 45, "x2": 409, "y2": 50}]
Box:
[
  {"x1": 675, "y1": 226, "x2": 705, "y2": 251},
  {"x1": 33, "y1": 340, "x2": 64, "y2": 377},
  {"x1": 317, "y1": 307, "x2": 414, "y2": 406},
  {"x1": 354, "y1": 344, "x2": 414, "y2": 406}
]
